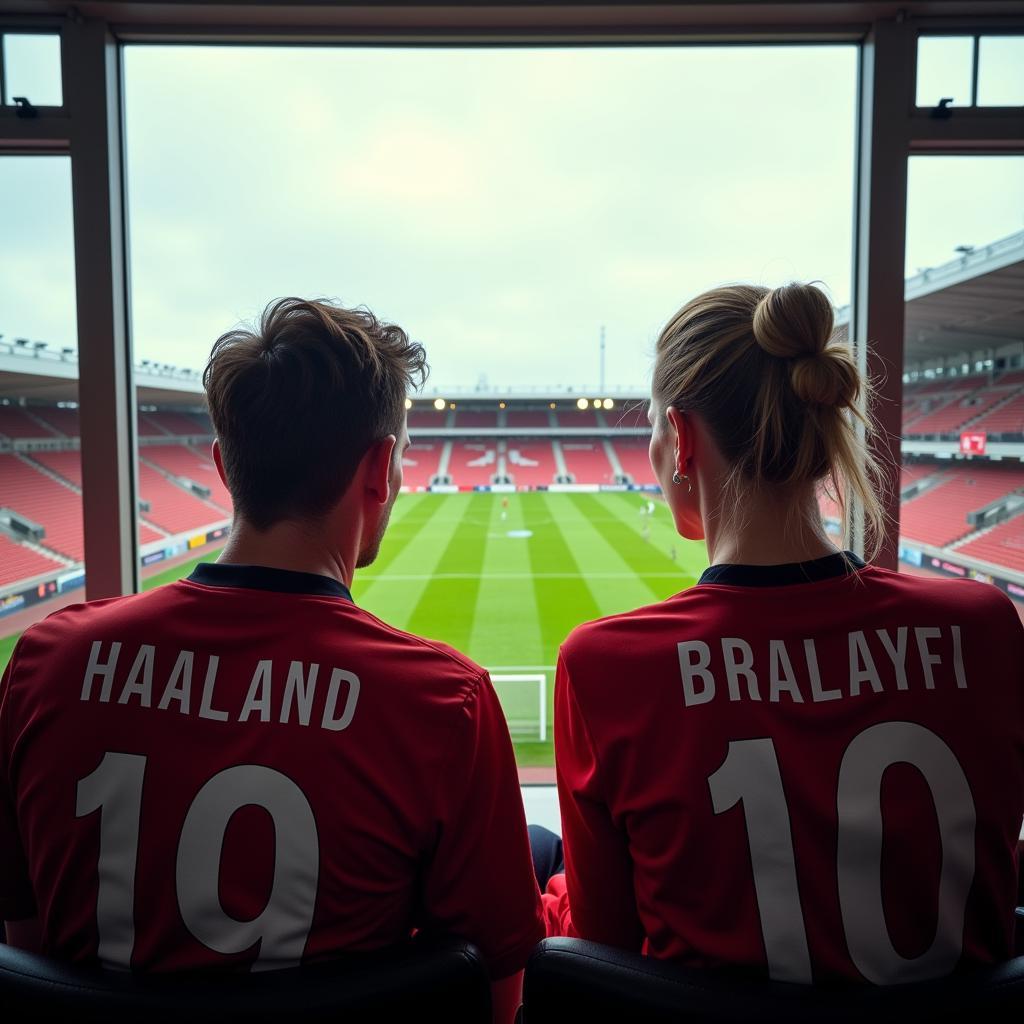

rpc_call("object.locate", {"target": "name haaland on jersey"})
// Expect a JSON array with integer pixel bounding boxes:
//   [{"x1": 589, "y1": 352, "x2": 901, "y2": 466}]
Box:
[{"x1": 79, "y1": 641, "x2": 360, "y2": 730}]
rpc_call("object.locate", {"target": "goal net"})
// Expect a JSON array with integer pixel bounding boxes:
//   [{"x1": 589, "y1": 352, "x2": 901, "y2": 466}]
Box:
[{"x1": 490, "y1": 673, "x2": 547, "y2": 741}]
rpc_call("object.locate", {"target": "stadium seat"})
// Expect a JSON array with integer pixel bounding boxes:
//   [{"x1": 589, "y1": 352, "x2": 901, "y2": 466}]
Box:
[
  {"x1": 0, "y1": 937, "x2": 490, "y2": 1024},
  {"x1": 521, "y1": 938, "x2": 1024, "y2": 1023}
]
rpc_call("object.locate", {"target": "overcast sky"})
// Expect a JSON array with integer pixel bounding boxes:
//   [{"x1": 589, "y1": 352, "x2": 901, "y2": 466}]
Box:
[{"x1": 2, "y1": 44, "x2": 1022, "y2": 391}]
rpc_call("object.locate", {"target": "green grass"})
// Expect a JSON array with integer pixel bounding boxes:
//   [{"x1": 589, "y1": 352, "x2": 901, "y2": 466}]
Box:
[{"x1": 0, "y1": 493, "x2": 707, "y2": 765}]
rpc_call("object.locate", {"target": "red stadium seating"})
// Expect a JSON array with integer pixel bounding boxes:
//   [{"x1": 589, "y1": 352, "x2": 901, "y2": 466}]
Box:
[
  {"x1": 996, "y1": 369, "x2": 1024, "y2": 387},
  {"x1": 555, "y1": 409, "x2": 600, "y2": 428},
  {"x1": 507, "y1": 441, "x2": 556, "y2": 487},
  {"x1": 612, "y1": 439, "x2": 656, "y2": 486},
  {"x1": 408, "y1": 409, "x2": 448, "y2": 430},
  {"x1": 453, "y1": 410, "x2": 498, "y2": 428},
  {"x1": 144, "y1": 411, "x2": 211, "y2": 436},
  {"x1": 30, "y1": 406, "x2": 80, "y2": 437},
  {"x1": 137, "y1": 463, "x2": 229, "y2": 535},
  {"x1": 970, "y1": 391, "x2": 1024, "y2": 436},
  {"x1": 0, "y1": 406, "x2": 57, "y2": 439},
  {"x1": 0, "y1": 454, "x2": 83, "y2": 560},
  {"x1": 401, "y1": 443, "x2": 441, "y2": 489},
  {"x1": 449, "y1": 442, "x2": 497, "y2": 487},
  {"x1": 0, "y1": 534, "x2": 64, "y2": 587},
  {"x1": 900, "y1": 464, "x2": 1024, "y2": 547},
  {"x1": 905, "y1": 387, "x2": 1013, "y2": 435},
  {"x1": 561, "y1": 441, "x2": 613, "y2": 484},
  {"x1": 143, "y1": 446, "x2": 232, "y2": 512},
  {"x1": 900, "y1": 463, "x2": 941, "y2": 491},
  {"x1": 957, "y1": 515, "x2": 1024, "y2": 573},
  {"x1": 506, "y1": 409, "x2": 551, "y2": 428}
]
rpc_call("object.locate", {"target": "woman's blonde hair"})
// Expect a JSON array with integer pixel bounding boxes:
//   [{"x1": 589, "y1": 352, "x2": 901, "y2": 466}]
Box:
[{"x1": 652, "y1": 282, "x2": 886, "y2": 558}]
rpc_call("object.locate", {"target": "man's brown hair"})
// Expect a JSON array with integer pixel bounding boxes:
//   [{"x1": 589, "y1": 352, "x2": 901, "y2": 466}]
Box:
[{"x1": 204, "y1": 297, "x2": 427, "y2": 530}]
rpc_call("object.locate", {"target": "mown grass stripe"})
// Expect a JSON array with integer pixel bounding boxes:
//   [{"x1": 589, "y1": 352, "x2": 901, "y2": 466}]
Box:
[
  {"x1": 468, "y1": 494, "x2": 546, "y2": 669},
  {"x1": 542, "y1": 493, "x2": 659, "y2": 613},
  {"x1": 355, "y1": 494, "x2": 475, "y2": 624},
  {"x1": 522, "y1": 493, "x2": 600, "y2": 666},
  {"x1": 403, "y1": 492, "x2": 491, "y2": 652},
  {"x1": 369, "y1": 492, "x2": 446, "y2": 575}
]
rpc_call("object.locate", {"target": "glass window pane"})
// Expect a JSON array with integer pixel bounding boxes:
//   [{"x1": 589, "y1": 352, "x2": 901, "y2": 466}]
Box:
[
  {"x1": 2, "y1": 33, "x2": 63, "y2": 107},
  {"x1": 125, "y1": 44, "x2": 858, "y2": 769},
  {"x1": 900, "y1": 156, "x2": 1024, "y2": 618},
  {"x1": 978, "y1": 36, "x2": 1024, "y2": 106},
  {"x1": 0, "y1": 156, "x2": 81, "y2": 673},
  {"x1": 916, "y1": 36, "x2": 974, "y2": 108}
]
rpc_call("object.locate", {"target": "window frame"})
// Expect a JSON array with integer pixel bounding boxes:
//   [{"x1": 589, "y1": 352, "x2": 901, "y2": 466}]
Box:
[{"x1": 0, "y1": 3, "x2": 1022, "y2": 591}]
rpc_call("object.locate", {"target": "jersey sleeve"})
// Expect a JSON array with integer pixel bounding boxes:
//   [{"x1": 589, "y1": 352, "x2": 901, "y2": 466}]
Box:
[
  {"x1": 0, "y1": 643, "x2": 36, "y2": 920},
  {"x1": 420, "y1": 671, "x2": 544, "y2": 978},
  {"x1": 554, "y1": 649, "x2": 644, "y2": 950}
]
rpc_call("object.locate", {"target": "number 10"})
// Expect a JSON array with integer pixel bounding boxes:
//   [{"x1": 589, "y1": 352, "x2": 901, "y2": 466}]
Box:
[{"x1": 708, "y1": 722, "x2": 976, "y2": 985}]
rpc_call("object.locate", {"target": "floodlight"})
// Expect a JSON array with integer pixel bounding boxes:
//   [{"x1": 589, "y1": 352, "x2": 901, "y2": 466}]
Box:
[
  {"x1": 499, "y1": 401, "x2": 506, "y2": 409},
  {"x1": 449, "y1": 402, "x2": 456, "y2": 410},
  {"x1": 433, "y1": 398, "x2": 446, "y2": 411},
  {"x1": 404, "y1": 397, "x2": 413, "y2": 410},
  {"x1": 549, "y1": 402, "x2": 556, "y2": 409},
  {"x1": 576, "y1": 398, "x2": 589, "y2": 410},
  {"x1": 603, "y1": 398, "x2": 614, "y2": 410}
]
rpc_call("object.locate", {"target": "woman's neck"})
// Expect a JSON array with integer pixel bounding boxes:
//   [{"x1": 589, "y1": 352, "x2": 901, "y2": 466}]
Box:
[{"x1": 703, "y1": 490, "x2": 839, "y2": 568}]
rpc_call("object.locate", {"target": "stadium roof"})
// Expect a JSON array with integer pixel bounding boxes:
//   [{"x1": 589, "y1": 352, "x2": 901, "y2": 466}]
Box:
[{"x1": 836, "y1": 230, "x2": 1024, "y2": 366}]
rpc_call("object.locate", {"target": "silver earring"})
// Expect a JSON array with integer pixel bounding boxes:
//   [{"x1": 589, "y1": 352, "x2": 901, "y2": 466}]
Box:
[
  {"x1": 672, "y1": 471, "x2": 682, "y2": 485},
  {"x1": 673, "y1": 470, "x2": 692, "y2": 493}
]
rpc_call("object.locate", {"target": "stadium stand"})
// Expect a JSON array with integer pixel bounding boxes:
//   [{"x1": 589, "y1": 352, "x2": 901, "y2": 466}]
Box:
[
  {"x1": 900, "y1": 463, "x2": 940, "y2": 491},
  {"x1": 453, "y1": 410, "x2": 498, "y2": 428},
  {"x1": 401, "y1": 443, "x2": 441, "y2": 489},
  {"x1": 0, "y1": 454, "x2": 84, "y2": 560},
  {"x1": 957, "y1": 515, "x2": 1024, "y2": 574},
  {"x1": 31, "y1": 406, "x2": 80, "y2": 437},
  {"x1": 137, "y1": 411, "x2": 171, "y2": 437},
  {"x1": 0, "y1": 406, "x2": 57, "y2": 439},
  {"x1": 143, "y1": 445, "x2": 232, "y2": 512},
  {"x1": 612, "y1": 439, "x2": 657, "y2": 485},
  {"x1": 506, "y1": 409, "x2": 551, "y2": 428},
  {"x1": 899, "y1": 464, "x2": 1024, "y2": 547},
  {"x1": 145, "y1": 411, "x2": 212, "y2": 436},
  {"x1": 28, "y1": 449, "x2": 84, "y2": 487},
  {"x1": 0, "y1": 534, "x2": 64, "y2": 587},
  {"x1": 554, "y1": 408, "x2": 602, "y2": 428},
  {"x1": 136, "y1": 462, "x2": 229, "y2": 535},
  {"x1": 507, "y1": 441, "x2": 556, "y2": 487},
  {"x1": 561, "y1": 441, "x2": 614, "y2": 484},
  {"x1": 448, "y1": 442, "x2": 498, "y2": 487},
  {"x1": 905, "y1": 384, "x2": 1020, "y2": 436},
  {"x1": 971, "y1": 391, "x2": 1024, "y2": 437},
  {"x1": 408, "y1": 409, "x2": 448, "y2": 430}
]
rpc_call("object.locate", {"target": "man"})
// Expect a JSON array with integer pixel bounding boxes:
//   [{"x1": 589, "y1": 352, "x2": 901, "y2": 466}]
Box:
[{"x1": 0, "y1": 298, "x2": 543, "y2": 1021}]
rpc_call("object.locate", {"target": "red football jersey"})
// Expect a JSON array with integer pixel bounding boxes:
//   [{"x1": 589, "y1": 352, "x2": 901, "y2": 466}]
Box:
[
  {"x1": 544, "y1": 553, "x2": 1024, "y2": 984},
  {"x1": 0, "y1": 563, "x2": 544, "y2": 976}
]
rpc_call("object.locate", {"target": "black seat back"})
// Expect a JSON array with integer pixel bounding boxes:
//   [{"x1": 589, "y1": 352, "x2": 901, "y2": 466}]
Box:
[
  {"x1": 0, "y1": 937, "x2": 490, "y2": 1023},
  {"x1": 522, "y1": 937, "x2": 1024, "y2": 1023}
]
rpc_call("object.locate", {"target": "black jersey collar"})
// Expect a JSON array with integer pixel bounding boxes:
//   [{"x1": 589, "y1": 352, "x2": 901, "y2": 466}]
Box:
[
  {"x1": 698, "y1": 550, "x2": 865, "y2": 588},
  {"x1": 187, "y1": 562, "x2": 353, "y2": 602}
]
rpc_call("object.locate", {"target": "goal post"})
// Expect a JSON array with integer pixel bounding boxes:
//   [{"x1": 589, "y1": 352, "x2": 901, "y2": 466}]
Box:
[{"x1": 490, "y1": 673, "x2": 547, "y2": 742}]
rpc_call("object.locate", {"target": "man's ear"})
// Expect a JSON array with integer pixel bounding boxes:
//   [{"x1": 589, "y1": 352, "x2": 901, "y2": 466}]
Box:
[
  {"x1": 212, "y1": 440, "x2": 229, "y2": 489},
  {"x1": 362, "y1": 435, "x2": 398, "y2": 505},
  {"x1": 665, "y1": 406, "x2": 694, "y2": 472}
]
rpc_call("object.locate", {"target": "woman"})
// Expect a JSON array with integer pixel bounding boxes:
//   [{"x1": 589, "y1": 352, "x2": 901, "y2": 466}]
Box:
[{"x1": 540, "y1": 282, "x2": 1024, "y2": 984}]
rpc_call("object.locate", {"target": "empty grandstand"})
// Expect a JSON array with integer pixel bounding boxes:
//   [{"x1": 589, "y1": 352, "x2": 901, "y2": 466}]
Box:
[{"x1": 2, "y1": 230, "x2": 1024, "y2": 618}]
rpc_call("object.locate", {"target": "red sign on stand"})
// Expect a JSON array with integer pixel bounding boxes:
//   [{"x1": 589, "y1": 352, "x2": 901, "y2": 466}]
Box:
[{"x1": 960, "y1": 431, "x2": 987, "y2": 456}]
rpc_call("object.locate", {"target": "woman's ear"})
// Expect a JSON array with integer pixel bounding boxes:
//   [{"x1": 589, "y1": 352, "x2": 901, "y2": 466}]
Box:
[{"x1": 665, "y1": 406, "x2": 694, "y2": 473}]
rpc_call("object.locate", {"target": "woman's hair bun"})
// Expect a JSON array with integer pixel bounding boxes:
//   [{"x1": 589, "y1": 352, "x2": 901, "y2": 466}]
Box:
[{"x1": 753, "y1": 282, "x2": 857, "y2": 408}]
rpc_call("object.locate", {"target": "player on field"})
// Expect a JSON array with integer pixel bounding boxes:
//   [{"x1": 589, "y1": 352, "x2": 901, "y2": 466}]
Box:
[
  {"x1": 0, "y1": 298, "x2": 543, "y2": 1021},
  {"x1": 540, "y1": 282, "x2": 1024, "y2": 984}
]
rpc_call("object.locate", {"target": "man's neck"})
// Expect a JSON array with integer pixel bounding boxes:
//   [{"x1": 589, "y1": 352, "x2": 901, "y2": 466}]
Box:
[{"x1": 217, "y1": 518, "x2": 355, "y2": 589}]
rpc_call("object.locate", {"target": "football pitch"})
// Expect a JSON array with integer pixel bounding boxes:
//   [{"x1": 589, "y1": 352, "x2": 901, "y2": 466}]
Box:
[{"x1": 1, "y1": 493, "x2": 708, "y2": 765}]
